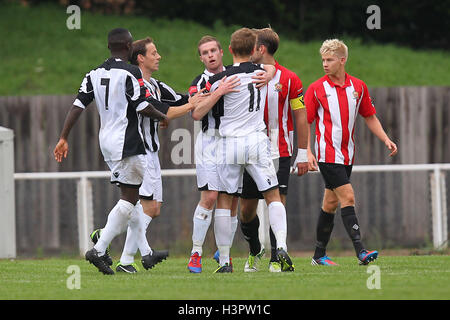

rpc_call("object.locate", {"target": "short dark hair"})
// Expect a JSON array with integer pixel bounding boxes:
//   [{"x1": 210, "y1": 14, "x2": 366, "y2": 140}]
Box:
[
  {"x1": 107, "y1": 28, "x2": 132, "y2": 51},
  {"x1": 130, "y1": 37, "x2": 154, "y2": 65},
  {"x1": 230, "y1": 28, "x2": 256, "y2": 57},
  {"x1": 197, "y1": 35, "x2": 222, "y2": 55},
  {"x1": 254, "y1": 28, "x2": 279, "y2": 55}
]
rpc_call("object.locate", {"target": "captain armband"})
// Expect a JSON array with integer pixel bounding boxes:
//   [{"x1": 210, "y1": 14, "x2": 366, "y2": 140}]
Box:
[{"x1": 290, "y1": 93, "x2": 305, "y2": 110}]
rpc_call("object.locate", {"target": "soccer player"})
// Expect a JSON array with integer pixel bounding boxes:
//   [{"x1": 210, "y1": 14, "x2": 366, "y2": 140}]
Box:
[
  {"x1": 187, "y1": 36, "x2": 241, "y2": 273},
  {"x1": 305, "y1": 39, "x2": 398, "y2": 266},
  {"x1": 112, "y1": 37, "x2": 210, "y2": 273},
  {"x1": 239, "y1": 27, "x2": 309, "y2": 272},
  {"x1": 53, "y1": 28, "x2": 167, "y2": 275},
  {"x1": 205, "y1": 28, "x2": 294, "y2": 273}
]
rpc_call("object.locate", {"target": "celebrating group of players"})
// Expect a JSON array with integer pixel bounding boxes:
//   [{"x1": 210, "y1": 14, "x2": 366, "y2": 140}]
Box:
[{"x1": 53, "y1": 26, "x2": 397, "y2": 275}]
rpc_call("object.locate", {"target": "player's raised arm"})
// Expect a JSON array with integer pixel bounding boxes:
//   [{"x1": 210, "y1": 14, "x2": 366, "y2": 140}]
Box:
[{"x1": 191, "y1": 75, "x2": 240, "y2": 121}]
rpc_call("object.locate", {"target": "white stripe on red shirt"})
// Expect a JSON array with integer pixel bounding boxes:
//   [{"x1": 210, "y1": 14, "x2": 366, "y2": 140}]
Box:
[
  {"x1": 264, "y1": 61, "x2": 304, "y2": 159},
  {"x1": 305, "y1": 73, "x2": 376, "y2": 165}
]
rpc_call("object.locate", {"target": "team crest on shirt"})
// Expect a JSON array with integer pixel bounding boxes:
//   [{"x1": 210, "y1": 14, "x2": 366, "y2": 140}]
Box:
[
  {"x1": 274, "y1": 83, "x2": 283, "y2": 92},
  {"x1": 352, "y1": 91, "x2": 359, "y2": 99}
]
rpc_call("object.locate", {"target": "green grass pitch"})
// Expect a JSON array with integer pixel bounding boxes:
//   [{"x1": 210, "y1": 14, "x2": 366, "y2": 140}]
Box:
[{"x1": 0, "y1": 255, "x2": 449, "y2": 300}]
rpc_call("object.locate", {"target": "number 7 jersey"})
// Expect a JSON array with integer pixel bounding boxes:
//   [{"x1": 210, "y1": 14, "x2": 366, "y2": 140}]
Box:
[
  {"x1": 73, "y1": 57, "x2": 150, "y2": 162},
  {"x1": 205, "y1": 62, "x2": 268, "y2": 137}
]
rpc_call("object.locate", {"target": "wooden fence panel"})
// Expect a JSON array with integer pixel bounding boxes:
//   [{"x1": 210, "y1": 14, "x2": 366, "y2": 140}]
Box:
[{"x1": 0, "y1": 86, "x2": 449, "y2": 256}]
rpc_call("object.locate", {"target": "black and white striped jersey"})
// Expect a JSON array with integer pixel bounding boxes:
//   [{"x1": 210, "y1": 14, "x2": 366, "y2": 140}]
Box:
[
  {"x1": 74, "y1": 57, "x2": 150, "y2": 161},
  {"x1": 205, "y1": 62, "x2": 267, "y2": 137},
  {"x1": 188, "y1": 67, "x2": 226, "y2": 135},
  {"x1": 142, "y1": 77, "x2": 188, "y2": 152}
]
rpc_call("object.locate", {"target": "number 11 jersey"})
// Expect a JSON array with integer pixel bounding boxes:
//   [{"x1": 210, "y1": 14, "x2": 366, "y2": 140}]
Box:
[{"x1": 205, "y1": 62, "x2": 268, "y2": 137}]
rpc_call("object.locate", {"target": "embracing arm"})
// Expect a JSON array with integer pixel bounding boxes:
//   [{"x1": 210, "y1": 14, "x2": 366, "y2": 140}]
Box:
[{"x1": 191, "y1": 76, "x2": 240, "y2": 121}]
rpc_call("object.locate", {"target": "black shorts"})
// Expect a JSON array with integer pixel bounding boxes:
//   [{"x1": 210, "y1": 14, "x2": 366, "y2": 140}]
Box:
[
  {"x1": 318, "y1": 162, "x2": 353, "y2": 190},
  {"x1": 240, "y1": 157, "x2": 291, "y2": 199}
]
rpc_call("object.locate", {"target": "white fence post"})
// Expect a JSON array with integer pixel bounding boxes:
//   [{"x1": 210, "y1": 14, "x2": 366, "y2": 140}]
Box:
[
  {"x1": 0, "y1": 127, "x2": 16, "y2": 258},
  {"x1": 77, "y1": 176, "x2": 94, "y2": 256},
  {"x1": 430, "y1": 167, "x2": 448, "y2": 249}
]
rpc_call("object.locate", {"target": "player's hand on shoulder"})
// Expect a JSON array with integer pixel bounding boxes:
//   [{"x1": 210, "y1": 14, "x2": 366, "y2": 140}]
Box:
[
  {"x1": 252, "y1": 71, "x2": 271, "y2": 89},
  {"x1": 217, "y1": 75, "x2": 240, "y2": 95},
  {"x1": 53, "y1": 138, "x2": 69, "y2": 163}
]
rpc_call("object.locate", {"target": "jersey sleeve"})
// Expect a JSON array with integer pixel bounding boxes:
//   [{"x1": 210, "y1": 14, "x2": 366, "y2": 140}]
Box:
[
  {"x1": 188, "y1": 75, "x2": 201, "y2": 97},
  {"x1": 125, "y1": 72, "x2": 150, "y2": 112},
  {"x1": 147, "y1": 96, "x2": 170, "y2": 115},
  {"x1": 304, "y1": 84, "x2": 319, "y2": 124},
  {"x1": 73, "y1": 73, "x2": 94, "y2": 109},
  {"x1": 358, "y1": 82, "x2": 376, "y2": 117},
  {"x1": 288, "y1": 73, "x2": 305, "y2": 111},
  {"x1": 158, "y1": 81, "x2": 189, "y2": 106}
]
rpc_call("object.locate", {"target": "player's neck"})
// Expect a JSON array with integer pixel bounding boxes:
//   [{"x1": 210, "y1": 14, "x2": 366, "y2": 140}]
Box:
[
  {"x1": 233, "y1": 56, "x2": 251, "y2": 64},
  {"x1": 110, "y1": 52, "x2": 129, "y2": 62},
  {"x1": 328, "y1": 69, "x2": 346, "y2": 86},
  {"x1": 260, "y1": 55, "x2": 276, "y2": 66},
  {"x1": 207, "y1": 64, "x2": 224, "y2": 75},
  {"x1": 140, "y1": 67, "x2": 152, "y2": 82}
]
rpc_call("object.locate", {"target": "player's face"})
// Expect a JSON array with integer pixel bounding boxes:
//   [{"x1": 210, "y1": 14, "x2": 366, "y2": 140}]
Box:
[
  {"x1": 199, "y1": 41, "x2": 223, "y2": 72},
  {"x1": 321, "y1": 53, "x2": 345, "y2": 76},
  {"x1": 250, "y1": 45, "x2": 263, "y2": 63},
  {"x1": 142, "y1": 42, "x2": 161, "y2": 73}
]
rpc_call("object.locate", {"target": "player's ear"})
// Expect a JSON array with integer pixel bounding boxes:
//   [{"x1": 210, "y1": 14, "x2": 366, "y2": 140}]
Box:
[{"x1": 228, "y1": 45, "x2": 233, "y2": 55}]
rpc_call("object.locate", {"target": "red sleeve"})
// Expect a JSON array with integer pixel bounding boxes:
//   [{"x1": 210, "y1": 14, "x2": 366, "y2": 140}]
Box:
[
  {"x1": 304, "y1": 84, "x2": 319, "y2": 124},
  {"x1": 289, "y1": 73, "x2": 303, "y2": 100},
  {"x1": 358, "y1": 82, "x2": 376, "y2": 117}
]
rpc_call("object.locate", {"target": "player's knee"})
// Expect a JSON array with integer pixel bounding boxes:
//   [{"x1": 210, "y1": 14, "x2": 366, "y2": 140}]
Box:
[
  {"x1": 323, "y1": 198, "x2": 339, "y2": 213},
  {"x1": 199, "y1": 191, "x2": 218, "y2": 210},
  {"x1": 340, "y1": 194, "x2": 355, "y2": 207},
  {"x1": 240, "y1": 200, "x2": 258, "y2": 222}
]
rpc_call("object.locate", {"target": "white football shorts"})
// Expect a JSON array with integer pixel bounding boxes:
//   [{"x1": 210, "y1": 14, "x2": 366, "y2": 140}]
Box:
[
  {"x1": 139, "y1": 150, "x2": 163, "y2": 202},
  {"x1": 195, "y1": 131, "x2": 220, "y2": 191},
  {"x1": 216, "y1": 131, "x2": 278, "y2": 194},
  {"x1": 106, "y1": 154, "x2": 146, "y2": 188}
]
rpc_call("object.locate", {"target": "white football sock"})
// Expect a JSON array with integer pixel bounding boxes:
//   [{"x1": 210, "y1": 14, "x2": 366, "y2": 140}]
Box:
[
  {"x1": 94, "y1": 199, "x2": 133, "y2": 256},
  {"x1": 191, "y1": 205, "x2": 213, "y2": 256},
  {"x1": 214, "y1": 209, "x2": 231, "y2": 265},
  {"x1": 120, "y1": 202, "x2": 152, "y2": 265},
  {"x1": 267, "y1": 201, "x2": 287, "y2": 251},
  {"x1": 230, "y1": 214, "x2": 238, "y2": 246}
]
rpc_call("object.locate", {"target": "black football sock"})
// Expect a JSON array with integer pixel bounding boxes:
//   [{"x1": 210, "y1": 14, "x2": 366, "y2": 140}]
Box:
[
  {"x1": 313, "y1": 209, "x2": 335, "y2": 259},
  {"x1": 341, "y1": 206, "x2": 365, "y2": 256},
  {"x1": 240, "y1": 215, "x2": 261, "y2": 256},
  {"x1": 269, "y1": 227, "x2": 277, "y2": 262}
]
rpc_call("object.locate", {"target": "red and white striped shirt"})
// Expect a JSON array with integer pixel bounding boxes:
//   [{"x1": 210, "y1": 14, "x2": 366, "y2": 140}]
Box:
[
  {"x1": 265, "y1": 61, "x2": 304, "y2": 159},
  {"x1": 305, "y1": 73, "x2": 376, "y2": 165}
]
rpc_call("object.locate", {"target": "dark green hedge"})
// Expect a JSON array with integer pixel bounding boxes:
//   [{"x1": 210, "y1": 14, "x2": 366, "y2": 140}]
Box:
[{"x1": 26, "y1": 0, "x2": 450, "y2": 50}]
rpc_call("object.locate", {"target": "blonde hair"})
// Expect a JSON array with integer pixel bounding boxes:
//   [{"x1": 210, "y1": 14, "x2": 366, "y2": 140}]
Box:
[{"x1": 320, "y1": 39, "x2": 348, "y2": 59}]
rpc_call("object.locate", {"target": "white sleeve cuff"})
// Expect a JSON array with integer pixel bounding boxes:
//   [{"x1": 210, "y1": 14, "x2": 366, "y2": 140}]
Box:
[
  {"x1": 73, "y1": 99, "x2": 86, "y2": 109},
  {"x1": 136, "y1": 101, "x2": 149, "y2": 112}
]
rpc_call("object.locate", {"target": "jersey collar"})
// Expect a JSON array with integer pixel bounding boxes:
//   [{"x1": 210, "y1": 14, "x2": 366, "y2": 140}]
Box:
[
  {"x1": 325, "y1": 73, "x2": 351, "y2": 88},
  {"x1": 203, "y1": 66, "x2": 225, "y2": 77}
]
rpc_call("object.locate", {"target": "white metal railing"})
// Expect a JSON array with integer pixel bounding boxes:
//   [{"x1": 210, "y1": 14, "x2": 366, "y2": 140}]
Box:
[{"x1": 13, "y1": 164, "x2": 450, "y2": 255}]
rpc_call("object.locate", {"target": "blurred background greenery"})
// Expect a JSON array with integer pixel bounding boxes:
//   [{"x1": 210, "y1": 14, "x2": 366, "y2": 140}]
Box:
[{"x1": 0, "y1": 0, "x2": 449, "y2": 96}]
